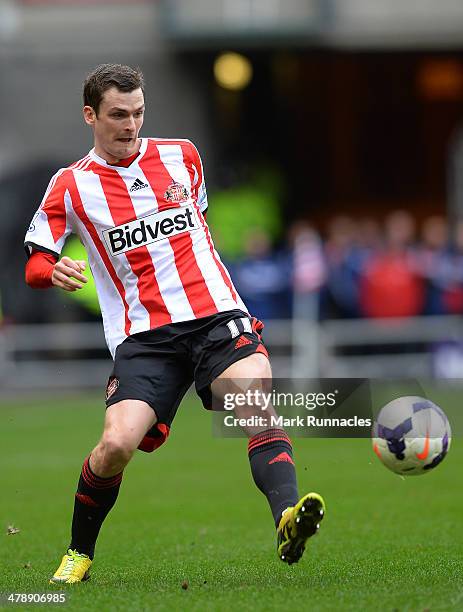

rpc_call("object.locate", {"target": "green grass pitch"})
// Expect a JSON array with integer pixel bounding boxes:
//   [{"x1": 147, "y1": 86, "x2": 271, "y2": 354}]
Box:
[{"x1": 0, "y1": 392, "x2": 462, "y2": 611}]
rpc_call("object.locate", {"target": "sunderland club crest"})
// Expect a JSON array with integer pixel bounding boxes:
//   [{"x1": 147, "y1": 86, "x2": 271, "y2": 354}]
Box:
[{"x1": 164, "y1": 181, "x2": 189, "y2": 204}]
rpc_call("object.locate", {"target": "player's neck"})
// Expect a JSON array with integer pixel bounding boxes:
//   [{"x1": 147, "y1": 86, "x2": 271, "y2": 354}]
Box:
[{"x1": 94, "y1": 139, "x2": 142, "y2": 165}]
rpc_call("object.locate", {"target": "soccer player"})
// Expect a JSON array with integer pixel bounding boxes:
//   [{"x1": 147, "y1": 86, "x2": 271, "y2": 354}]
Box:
[{"x1": 24, "y1": 64, "x2": 325, "y2": 584}]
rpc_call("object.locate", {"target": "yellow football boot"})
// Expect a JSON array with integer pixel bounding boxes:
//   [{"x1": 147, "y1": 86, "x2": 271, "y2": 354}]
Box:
[
  {"x1": 277, "y1": 493, "x2": 325, "y2": 565},
  {"x1": 49, "y1": 549, "x2": 92, "y2": 584}
]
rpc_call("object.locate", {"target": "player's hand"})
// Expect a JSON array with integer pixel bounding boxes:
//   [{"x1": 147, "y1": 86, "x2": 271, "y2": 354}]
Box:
[{"x1": 52, "y1": 256, "x2": 88, "y2": 292}]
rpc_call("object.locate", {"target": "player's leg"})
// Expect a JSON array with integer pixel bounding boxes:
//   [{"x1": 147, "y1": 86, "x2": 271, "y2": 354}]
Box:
[
  {"x1": 51, "y1": 330, "x2": 193, "y2": 584},
  {"x1": 70, "y1": 399, "x2": 157, "y2": 551},
  {"x1": 50, "y1": 399, "x2": 156, "y2": 584},
  {"x1": 212, "y1": 352, "x2": 325, "y2": 564},
  {"x1": 212, "y1": 353, "x2": 301, "y2": 523}
]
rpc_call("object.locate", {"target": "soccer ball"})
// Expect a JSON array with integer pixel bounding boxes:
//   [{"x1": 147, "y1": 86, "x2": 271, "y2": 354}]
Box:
[{"x1": 372, "y1": 396, "x2": 451, "y2": 476}]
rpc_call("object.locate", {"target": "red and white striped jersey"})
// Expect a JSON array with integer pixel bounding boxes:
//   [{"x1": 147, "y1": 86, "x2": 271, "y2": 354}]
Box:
[{"x1": 25, "y1": 137, "x2": 247, "y2": 357}]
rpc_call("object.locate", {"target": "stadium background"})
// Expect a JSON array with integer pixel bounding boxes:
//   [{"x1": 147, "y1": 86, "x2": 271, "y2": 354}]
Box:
[{"x1": 1, "y1": 1, "x2": 462, "y2": 610}]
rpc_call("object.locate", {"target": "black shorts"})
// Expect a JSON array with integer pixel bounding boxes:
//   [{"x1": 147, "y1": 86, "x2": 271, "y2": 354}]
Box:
[{"x1": 105, "y1": 309, "x2": 268, "y2": 439}]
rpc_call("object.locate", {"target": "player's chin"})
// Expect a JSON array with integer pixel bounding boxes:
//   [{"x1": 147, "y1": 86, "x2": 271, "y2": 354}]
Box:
[{"x1": 114, "y1": 139, "x2": 136, "y2": 155}]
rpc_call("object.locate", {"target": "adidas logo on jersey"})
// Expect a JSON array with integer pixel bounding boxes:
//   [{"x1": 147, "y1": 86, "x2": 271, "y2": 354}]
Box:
[
  {"x1": 103, "y1": 205, "x2": 199, "y2": 256},
  {"x1": 129, "y1": 178, "x2": 149, "y2": 192}
]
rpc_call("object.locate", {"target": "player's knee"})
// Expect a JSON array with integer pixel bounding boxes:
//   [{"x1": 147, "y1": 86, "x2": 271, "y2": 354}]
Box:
[
  {"x1": 255, "y1": 355, "x2": 271, "y2": 378},
  {"x1": 224, "y1": 353, "x2": 271, "y2": 380},
  {"x1": 98, "y1": 433, "x2": 134, "y2": 468}
]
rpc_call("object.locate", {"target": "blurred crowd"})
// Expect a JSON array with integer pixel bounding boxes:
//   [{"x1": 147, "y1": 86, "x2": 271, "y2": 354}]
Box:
[
  {"x1": 229, "y1": 211, "x2": 463, "y2": 321},
  {"x1": 2, "y1": 198, "x2": 463, "y2": 325}
]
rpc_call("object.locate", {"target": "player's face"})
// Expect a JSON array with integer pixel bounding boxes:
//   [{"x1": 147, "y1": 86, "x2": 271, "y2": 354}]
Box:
[{"x1": 84, "y1": 87, "x2": 145, "y2": 163}]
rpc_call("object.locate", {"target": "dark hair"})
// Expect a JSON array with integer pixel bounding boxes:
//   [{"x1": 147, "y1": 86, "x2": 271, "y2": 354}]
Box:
[{"x1": 83, "y1": 64, "x2": 145, "y2": 115}]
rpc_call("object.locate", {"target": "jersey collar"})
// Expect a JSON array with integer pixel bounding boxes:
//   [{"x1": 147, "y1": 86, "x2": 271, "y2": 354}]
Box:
[{"x1": 89, "y1": 138, "x2": 148, "y2": 169}]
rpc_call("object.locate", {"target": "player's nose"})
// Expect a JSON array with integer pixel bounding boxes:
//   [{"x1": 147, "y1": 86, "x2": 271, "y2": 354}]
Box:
[{"x1": 124, "y1": 116, "x2": 136, "y2": 132}]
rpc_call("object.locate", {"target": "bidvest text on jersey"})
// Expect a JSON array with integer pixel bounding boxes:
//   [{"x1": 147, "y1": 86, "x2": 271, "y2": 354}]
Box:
[{"x1": 103, "y1": 206, "x2": 198, "y2": 255}]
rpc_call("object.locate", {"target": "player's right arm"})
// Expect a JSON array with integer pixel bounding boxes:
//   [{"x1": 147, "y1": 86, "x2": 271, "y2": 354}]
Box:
[
  {"x1": 25, "y1": 251, "x2": 87, "y2": 291},
  {"x1": 24, "y1": 170, "x2": 87, "y2": 292},
  {"x1": 51, "y1": 256, "x2": 87, "y2": 291}
]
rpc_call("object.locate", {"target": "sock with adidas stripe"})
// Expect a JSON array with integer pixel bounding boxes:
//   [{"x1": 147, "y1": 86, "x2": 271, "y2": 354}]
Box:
[
  {"x1": 248, "y1": 428, "x2": 299, "y2": 527},
  {"x1": 69, "y1": 456, "x2": 123, "y2": 559}
]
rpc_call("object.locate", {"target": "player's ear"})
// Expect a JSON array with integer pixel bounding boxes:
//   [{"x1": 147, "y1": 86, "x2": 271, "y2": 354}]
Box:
[{"x1": 83, "y1": 105, "x2": 97, "y2": 126}]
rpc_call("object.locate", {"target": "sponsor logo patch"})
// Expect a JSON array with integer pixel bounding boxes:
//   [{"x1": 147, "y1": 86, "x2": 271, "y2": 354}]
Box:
[
  {"x1": 102, "y1": 206, "x2": 199, "y2": 256},
  {"x1": 164, "y1": 181, "x2": 189, "y2": 203},
  {"x1": 106, "y1": 376, "x2": 119, "y2": 400}
]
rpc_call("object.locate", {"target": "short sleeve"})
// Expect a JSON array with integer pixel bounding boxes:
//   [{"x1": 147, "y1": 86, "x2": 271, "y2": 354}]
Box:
[
  {"x1": 24, "y1": 170, "x2": 73, "y2": 259},
  {"x1": 188, "y1": 141, "x2": 208, "y2": 214}
]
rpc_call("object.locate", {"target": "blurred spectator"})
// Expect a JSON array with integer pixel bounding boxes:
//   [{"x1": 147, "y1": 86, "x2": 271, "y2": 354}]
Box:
[
  {"x1": 384, "y1": 209, "x2": 416, "y2": 250},
  {"x1": 441, "y1": 219, "x2": 463, "y2": 314},
  {"x1": 447, "y1": 221, "x2": 463, "y2": 313},
  {"x1": 290, "y1": 221, "x2": 325, "y2": 320},
  {"x1": 355, "y1": 217, "x2": 382, "y2": 253},
  {"x1": 228, "y1": 228, "x2": 292, "y2": 320},
  {"x1": 359, "y1": 210, "x2": 425, "y2": 318},
  {"x1": 321, "y1": 216, "x2": 365, "y2": 318},
  {"x1": 417, "y1": 215, "x2": 452, "y2": 314}
]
